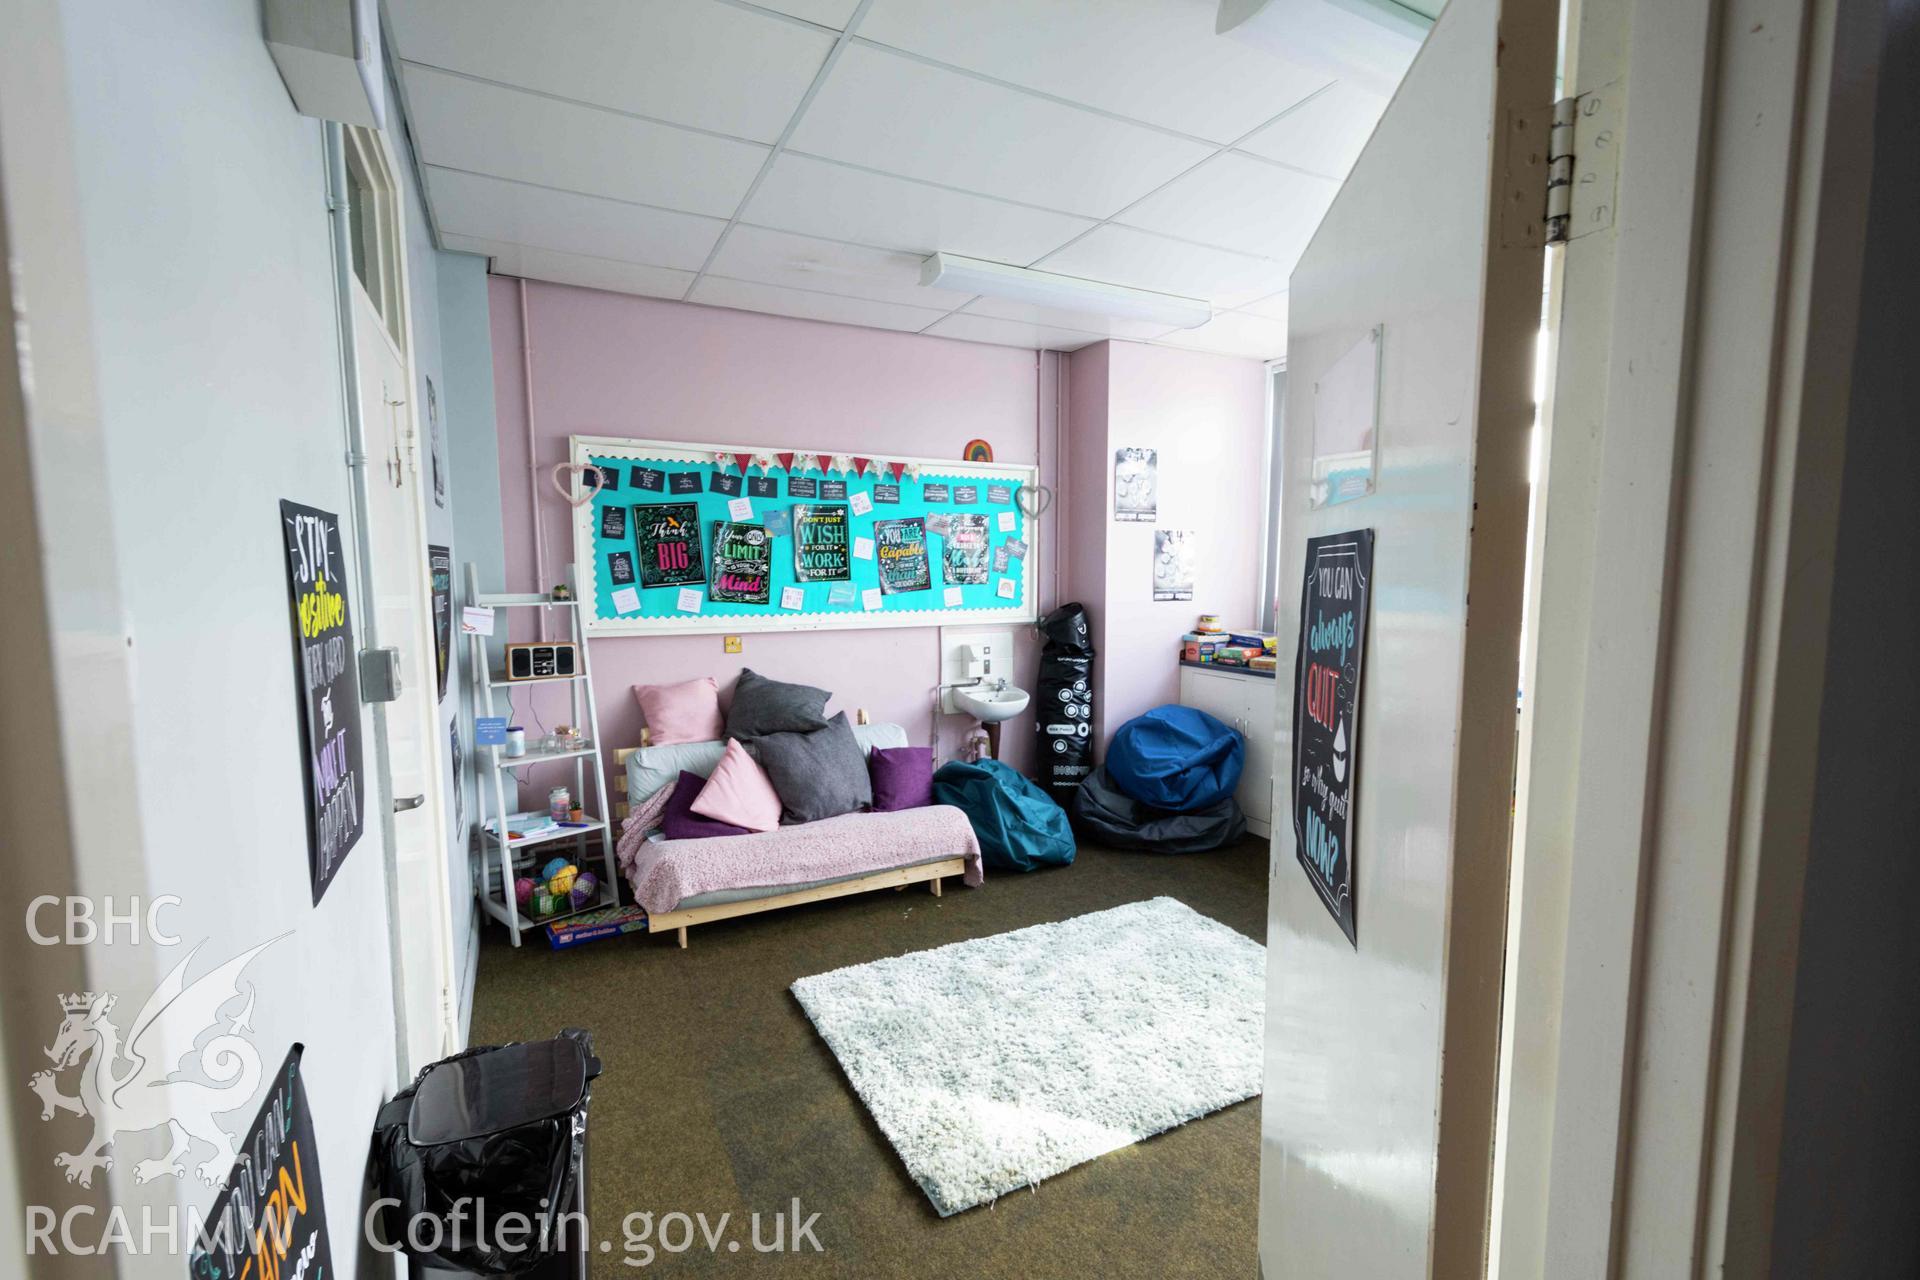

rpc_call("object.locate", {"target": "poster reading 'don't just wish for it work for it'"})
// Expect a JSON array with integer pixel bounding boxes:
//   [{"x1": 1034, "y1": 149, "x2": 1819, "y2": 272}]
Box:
[{"x1": 1292, "y1": 529, "x2": 1374, "y2": 947}]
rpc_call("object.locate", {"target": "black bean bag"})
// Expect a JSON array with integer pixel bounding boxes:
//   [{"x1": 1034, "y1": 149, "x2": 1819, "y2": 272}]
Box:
[{"x1": 1071, "y1": 765, "x2": 1247, "y2": 853}]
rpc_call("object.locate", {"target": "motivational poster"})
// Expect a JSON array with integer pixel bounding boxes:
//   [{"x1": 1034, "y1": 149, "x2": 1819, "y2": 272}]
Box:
[
  {"x1": 820, "y1": 478, "x2": 848, "y2": 500},
  {"x1": 279, "y1": 501, "x2": 365, "y2": 906},
  {"x1": 748, "y1": 475, "x2": 778, "y2": 498},
  {"x1": 1115, "y1": 447, "x2": 1158, "y2": 521},
  {"x1": 428, "y1": 544, "x2": 452, "y2": 701},
  {"x1": 954, "y1": 484, "x2": 979, "y2": 504},
  {"x1": 669, "y1": 472, "x2": 702, "y2": 495},
  {"x1": 709, "y1": 521, "x2": 772, "y2": 604},
  {"x1": 788, "y1": 475, "x2": 818, "y2": 499},
  {"x1": 988, "y1": 484, "x2": 1012, "y2": 505},
  {"x1": 710, "y1": 471, "x2": 743, "y2": 496},
  {"x1": 589, "y1": 465, "x2": 620, "y2": 491},
  {"x1": 633, "y1": 502, "x2": 706, "y2": 588},
  {"x1": 607, "y1": 550, "x2": 636, "y2": 585},
  {"x1": 633, "y1": 467, "x2": 665, "y2": 492},
  {"x1": 943, "y1": 513, "x2": 990, "y2": 585},
  {"x1": 1291, "y1": 528, "x2": 1375, "y2": 947},
  {"x1": 793, "y1": 504, "x2": 851, "y2": 582},
  {"x1": 874, "y1": 517, "x2": 931, "y2": 594},
  {"x1": 190, "y1": 1045, "x2": 334, "y2": 1280},
  {"x1": 1152, "y1": 529, "x2": 1197, "y2": 602},
  {"x1": 599, "y1": 505, "x2": 628, "y2": 540},
  {"x1": 923, "y1": 483, "x2": 952, "y2": 503},
  {"x1": 874, "y1": 483, "x2": 900, "y2": 504}
]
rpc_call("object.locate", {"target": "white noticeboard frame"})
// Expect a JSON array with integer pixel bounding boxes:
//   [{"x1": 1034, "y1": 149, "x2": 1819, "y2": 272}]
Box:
[
  {"x1": 1310, "y1": 326, "x2": 1383, "y2": 508},
  {"x1": 570, "y1": 435, "x2": 1043, "y2": 636}
]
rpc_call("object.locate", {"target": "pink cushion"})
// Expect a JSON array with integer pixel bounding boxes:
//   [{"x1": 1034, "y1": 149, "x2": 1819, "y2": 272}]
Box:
[
  {"x1": 691, "y1": 739, "x2": 783, "y2": 832},
  {"x1": 633, "y1": 677, "x2": 724, "y2": 746}
]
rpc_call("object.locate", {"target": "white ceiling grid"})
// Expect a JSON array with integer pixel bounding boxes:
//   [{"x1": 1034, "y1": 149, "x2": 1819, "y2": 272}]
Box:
[{"x1": 389, "y1": 0, "x2": 1398, "y2": 358}]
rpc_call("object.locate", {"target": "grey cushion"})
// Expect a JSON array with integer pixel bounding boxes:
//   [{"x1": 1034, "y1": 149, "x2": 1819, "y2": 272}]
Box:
[
  {"x1": 751, "y1": 712, "x2": 873, "y2": 823},
  {"x1": 726, "y1": 668, "x2": 831, "y2": 739}
]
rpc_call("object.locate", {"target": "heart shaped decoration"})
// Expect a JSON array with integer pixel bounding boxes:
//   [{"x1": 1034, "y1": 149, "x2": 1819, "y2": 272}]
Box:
[
  {"x1": 550, "y1": 461, "x2": 598, "y2": 508},
  {"x1": 1015, "y1": 483, "x2": 1055, "y2": 519}
]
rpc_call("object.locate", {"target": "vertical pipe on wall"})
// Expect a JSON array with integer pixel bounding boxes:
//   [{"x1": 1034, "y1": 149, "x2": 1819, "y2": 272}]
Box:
[
  {"x1": 520, "y1": 278, "x2": 547, "y2": 639},
  {"x1": 323, "y1": 122, "x2": 411, "y2": 1090}
]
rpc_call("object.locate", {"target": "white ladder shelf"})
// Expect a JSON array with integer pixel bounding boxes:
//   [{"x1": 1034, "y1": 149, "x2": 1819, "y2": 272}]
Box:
[{"x1": 464, "y1": 563, "x2": 621, "y2": 947}]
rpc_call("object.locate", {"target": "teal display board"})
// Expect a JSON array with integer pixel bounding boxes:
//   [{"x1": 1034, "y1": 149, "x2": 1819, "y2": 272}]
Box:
[{"x1": 570, "y1": 436, "x2": 1041, "y2": 636}]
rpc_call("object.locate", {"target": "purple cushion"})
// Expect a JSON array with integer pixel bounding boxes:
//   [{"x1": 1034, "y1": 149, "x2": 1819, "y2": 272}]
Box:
[
  {"x1": 661, "y1": 771, "x2": 750, "y2": 839},
  {"x1": 868, "y1": 746, "x2": 934, "y2": 812}
]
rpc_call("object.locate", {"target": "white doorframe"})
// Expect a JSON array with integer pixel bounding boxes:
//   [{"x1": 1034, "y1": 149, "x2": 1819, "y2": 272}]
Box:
[
  {"x1": 339, "y1": 122, "x2": 461, "y2": 1069},
  {"x1": 1492, "y1": 0, "x2": 1882, "y2": 1273}
]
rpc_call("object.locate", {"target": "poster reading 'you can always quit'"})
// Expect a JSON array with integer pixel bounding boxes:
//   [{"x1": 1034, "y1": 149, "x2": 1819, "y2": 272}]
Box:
[
  {"x1": 280, "y1": 500, "x2": 365, "y2": 906},
  {"x1": 1292, "y1": 528, "x2": 1374, "y2": 947}
]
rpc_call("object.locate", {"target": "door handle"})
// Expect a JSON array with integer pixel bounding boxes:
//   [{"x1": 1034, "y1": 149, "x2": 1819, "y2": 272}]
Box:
[{"x1": 393, "y1": 794, "x2": 426, "y2": 813}]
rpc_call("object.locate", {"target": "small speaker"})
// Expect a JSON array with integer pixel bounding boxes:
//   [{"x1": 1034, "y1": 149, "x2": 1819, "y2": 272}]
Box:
[{"x1": 504, "y1": 642, "x2": 579, "y2": 681}]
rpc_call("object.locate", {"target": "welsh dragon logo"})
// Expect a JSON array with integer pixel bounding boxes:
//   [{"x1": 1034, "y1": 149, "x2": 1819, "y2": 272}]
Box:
[{"x1": 28, "y1": 936, "x2": 281, "y2": 1188}]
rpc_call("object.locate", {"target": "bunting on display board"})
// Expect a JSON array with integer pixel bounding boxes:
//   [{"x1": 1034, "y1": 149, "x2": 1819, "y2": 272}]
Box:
[
  {"x1": 853, "y1": 456, "x2": 871, "y2": 477},
  {"x1": 816, "y1": 453, "x2": 834, "y2": 474},
  {"x1": 889, "y1": 460, "x2": 908, "y2": 483},
  {"x1": 734, "y1": 452, "x2": 755, "y2": 475},
  {"x1": 713, "y1": 450, "x2": 733, "y2": 471},
  {"x1": 778, "y1": 452, "x2": 796, "y2": 473}
]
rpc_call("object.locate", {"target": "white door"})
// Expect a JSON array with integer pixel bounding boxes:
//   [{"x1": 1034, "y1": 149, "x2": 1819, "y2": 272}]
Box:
[
  {"x1": 1258, "y1": 0, "x2": 1553, "y2": 1274},
  {"x1": 344, "y1": 127, "x2": 458, "y2": 1073}
]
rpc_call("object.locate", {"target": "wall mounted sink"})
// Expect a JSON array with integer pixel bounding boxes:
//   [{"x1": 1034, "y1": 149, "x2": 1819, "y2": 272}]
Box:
[{"x1": 953, "y1": 684, "x2": 1031, "y2": 723}]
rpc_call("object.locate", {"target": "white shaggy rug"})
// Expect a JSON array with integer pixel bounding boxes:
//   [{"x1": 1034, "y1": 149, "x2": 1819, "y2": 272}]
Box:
[{"x1": 790, "y1": 896, "x2": 1266, "y2": 1216}]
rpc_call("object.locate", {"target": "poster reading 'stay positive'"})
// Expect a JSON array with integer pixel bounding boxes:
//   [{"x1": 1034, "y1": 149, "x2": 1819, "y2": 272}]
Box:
[
  {"x1": 1292, "y1": 528, "x2": 1374, "y2": 946},
  {"x1": 279, "y1": 500, "x2": 365, "y2": 905},
  {"x1": 634, "y1": 503, "x2": 705, "y2": 588}
]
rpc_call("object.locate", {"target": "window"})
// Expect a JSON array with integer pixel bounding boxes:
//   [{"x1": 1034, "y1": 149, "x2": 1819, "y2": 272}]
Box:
[
  {"x1": 343, "y1": 126, "x2": 404, "y2": 349},
  {"x1": 1258, "y1": 361, "x2": 1287, "y2": 631}
]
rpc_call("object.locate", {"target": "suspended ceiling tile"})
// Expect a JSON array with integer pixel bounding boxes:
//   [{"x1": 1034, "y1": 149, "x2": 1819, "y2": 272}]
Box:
[
  {"x1": 958, "y1": 295, "x2": 1180, "y2": 340},
  {"x1": 752, "y1": 0, "x2": 863, "y2": 28},
  {"x1": 403, "y1": 66, "x2": 768, "y2": 216},
  {"x1": 1150, "y1": 308, "x2": 1288, "y2": 360},
  {"x1": 688, "y1": 276, "x2": 953, "y2": 332},
  {"x1": 857, "y1": 0, "x2": 1333, "y2": 143},
  {"x1": 706, "y1": 225, "x2": 970, "y2": 311},
  {"x1": 1117, "y1": 151, "x2": 1336, "y2": 263},
  {"x1": 1037, "y1": 224, "x2": 1292, "y2": 309},
  {"x1": 787, "y1": 43, "x2": 1210, "y2": 219},
  {"x1": 743, "y1": 153, "x2": 1094, "y2": 264},
  {"x1": 387, "y1": 0, "x2": 833, "y2": 143},
  {"x1": 443, "y1": 234, "x2": 696, "y2": 300},
  {"x1": 426, "y1": 167, "x2": 725, "y2": 271},
  {"x1": 1238, "y1": 290, "x2": 1291, "y2": 324},
  {"x1": 1237, "y1": 80, "x2": 1392, "y2": 181},
  {"x1": 920, "y1": 312, "x2": 1107, "y2": 352}
]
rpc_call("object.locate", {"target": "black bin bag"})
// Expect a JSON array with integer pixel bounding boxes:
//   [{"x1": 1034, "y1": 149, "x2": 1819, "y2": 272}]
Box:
[
  {"x1": 1073, "y1": 765, "x2": 1247, "y2": 853},
  {"x1": 1035, "y1": 602, "x2": 1096, "y2": 803},
  {"x1": 373, "y1": 1029, "x2": 601, "y2": 1276}
]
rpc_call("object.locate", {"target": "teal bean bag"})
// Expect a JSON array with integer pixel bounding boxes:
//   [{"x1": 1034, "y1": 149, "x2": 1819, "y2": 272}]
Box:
[{"x1": 931, "y1": 758, "x2": 1076, "y2": 872}]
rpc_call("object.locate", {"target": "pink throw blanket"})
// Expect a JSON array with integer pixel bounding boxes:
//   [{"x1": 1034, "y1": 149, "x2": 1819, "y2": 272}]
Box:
[{"x1": 616, "y1": 805, "x2": 984, "y2": 915}]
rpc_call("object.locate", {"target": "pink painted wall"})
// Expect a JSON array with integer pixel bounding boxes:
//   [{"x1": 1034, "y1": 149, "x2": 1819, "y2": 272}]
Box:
[
  {"x1": 1059, "y1": 340, "x2": 1270, "y2": 751},
  {"x1": 487, "y1": 279, "x2": 1060, "y2": 806}
]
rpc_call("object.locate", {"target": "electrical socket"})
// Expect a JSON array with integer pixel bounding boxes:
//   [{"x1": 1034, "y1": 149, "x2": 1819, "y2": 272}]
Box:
[{"x1": 723, "y1": 636, "x2": 743, "y2": 654}]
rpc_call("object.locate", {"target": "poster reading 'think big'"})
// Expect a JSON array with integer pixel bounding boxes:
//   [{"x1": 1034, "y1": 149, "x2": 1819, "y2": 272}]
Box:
[
  {"x1": 280, "y1": 500, "x2": 365, "y2": 906},
  {"x1": 1292, "y1": 528, "x2": 1374, "y2": 947}
]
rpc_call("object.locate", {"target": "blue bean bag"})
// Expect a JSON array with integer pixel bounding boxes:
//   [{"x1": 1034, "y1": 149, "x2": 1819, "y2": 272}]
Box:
[
  {"x1": 1107, "y1": 705, "x2": 1245, "y2": 813},
  {"x1": 932, "y1": 758, "x2": 1076, "y2": 872}
]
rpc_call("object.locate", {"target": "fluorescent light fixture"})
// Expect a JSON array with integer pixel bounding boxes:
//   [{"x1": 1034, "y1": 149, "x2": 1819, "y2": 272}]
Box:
[
  {"x1": 919, "y1": 253, "x2": 1212, "y2": 330},
  {"x1": 1216, "y1": 0, "x2": 1434, "y2": 96}
]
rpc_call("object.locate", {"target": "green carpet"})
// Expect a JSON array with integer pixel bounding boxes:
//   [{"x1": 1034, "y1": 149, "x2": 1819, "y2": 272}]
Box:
[{"x1": 469, "y1": 837, "x2": 1268, "y2": 1278}]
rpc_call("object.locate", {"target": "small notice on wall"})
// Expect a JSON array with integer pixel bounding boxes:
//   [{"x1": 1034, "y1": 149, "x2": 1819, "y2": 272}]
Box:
[
  {"x1": 429, "y1": 544, "x2": 453, "y2": 700},
  {"x1": 190, "y1": 1045, "x2": 334, "y2": 1280},
  {"x1": 1292, "y1": 528, "x2": 1375, "y2": 946},
  {"x1": 279, "y1": 500, "x2": 365, "y2": 905},
  {"x1": 1152, "y1": 529, "x2": 1196, "y2": 601}
]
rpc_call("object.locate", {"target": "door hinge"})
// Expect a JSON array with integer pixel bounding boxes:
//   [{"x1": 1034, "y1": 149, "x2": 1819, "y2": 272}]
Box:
[{"x1": 1545, "y1": 79, "x2": 1623, "y2": 245}]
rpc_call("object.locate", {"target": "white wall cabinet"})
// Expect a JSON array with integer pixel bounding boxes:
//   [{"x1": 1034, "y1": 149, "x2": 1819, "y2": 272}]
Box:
[{"x1": 1178, "y1": 664, "x2": 1279, "y2": 836}]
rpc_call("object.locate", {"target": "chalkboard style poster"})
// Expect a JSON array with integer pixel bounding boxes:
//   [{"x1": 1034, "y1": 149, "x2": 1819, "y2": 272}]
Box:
[
  {"x1": 748, "y1": 475, "x2": 778, "y2": 498},
  {"x1": 634, "y1": 503, "x2": 705, "y2": 588},
  {"x1": 1291, "y1": 528, "x2": 1374, "y2": 946},
  {"x1": 632, "y1": 467, "x2": 664, "y2": 492},
  {"x1": 923, "y1": 483, "x2": 952, "y2": 503},
  {"x1": 599, "y1": 505, "x2": 627, "y2": 540},
  {"x1": 710, "y1": 521, "x2": 772, "y2": 604},
  {"x1": 280, "y1": 501, "x2": 365, "y2": 905},
  {"x1": 710, "y1": 470, "x2": 743, "y2": 496},
  {"x1": 944, "y1": 513, "x2": 991, "y2": 584},
  {"x1": 874, "y1": 517, "x2": 931, "y2": 594},
  {"x1": 428, "y1": 544, "x2": 452, "y2": 700},
  {"x1": 607, "y1": 550, "x2": 636, "y2": 585},
  {"x1": 794, "y1": 504, "x2": 851, "y2": 581},
  {"x1": 190, "y1": 1045, "x2": 334, "y2": 1280},
  {"x1": 788, "y1": 475, "x2": 818, "y2": 499},
  {"x1": 669, "y1": 472, "x2": 702, "y2": 495},
  {"x1": 820, "y1": 478, "x2": 848, "y2": 500}
]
